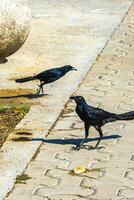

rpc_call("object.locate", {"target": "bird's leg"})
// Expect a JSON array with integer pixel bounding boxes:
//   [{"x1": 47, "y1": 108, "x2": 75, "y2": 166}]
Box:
[
  {"x1": 36, "y1": 87, "x2": 40, "y2": 94},
  {"x1": 75, "y1": 137, "x2": 86, "y2": 151},
  {"x1": 94, "y1": 126, "x2": 103, "y2": 149},
  {"x1": 37, "y1": 81, "x2": 44, "y2": 94},
  {"x1": 37, "y1": 88, "x2": 41, "y2": 94},
  {"x1": 40, "y1": 82, "x2": 45, "y2": 94},
  {"x1": 37, "y1": 81, "x2": 41, "y2": 94},
  {"x1": 41, "y1": 86, "x2": 44, "y2": 94},
  {"x1": 75, "y1": 123, "x2": 90, "y2": 151}
]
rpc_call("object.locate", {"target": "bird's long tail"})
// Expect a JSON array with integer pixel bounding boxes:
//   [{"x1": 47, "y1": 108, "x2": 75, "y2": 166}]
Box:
[
  {"x1": 15, "y1": 76, "x2": 36, "y2": 83},
  {"x1": 105, "y1": 111, "x2": 134, "y2": 123},
  {"x1": 118, "y1": 111, "x2": 134, "y2": 120}
]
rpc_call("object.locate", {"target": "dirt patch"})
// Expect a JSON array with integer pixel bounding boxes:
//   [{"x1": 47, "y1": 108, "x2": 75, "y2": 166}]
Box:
[
  {"x1": 15, "y1": 173, "x2": 32, "y2": 184},
  {"x1": 12, "y1": 137, "x2": 32, "y2": 142},
  {"x1": 0, "y1": 105, "x2": 30, "y2": 148},
  {"x1": 15, "y1": 131, "x2": 33, "y2": 135}
]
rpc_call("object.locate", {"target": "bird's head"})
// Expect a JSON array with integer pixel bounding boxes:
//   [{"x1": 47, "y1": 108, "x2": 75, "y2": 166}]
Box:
[
  {"x1": 62, "y1": 65, "x2": 77, "y2": 72},
  {"x1": 70, "y1": 95, "x2": 86, "y2": 104}
]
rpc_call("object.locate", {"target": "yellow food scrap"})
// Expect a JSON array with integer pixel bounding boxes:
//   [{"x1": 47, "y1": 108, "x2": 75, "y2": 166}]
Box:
[{"x1": 74, "y1": 166, "x2": 86, "y2": 174}]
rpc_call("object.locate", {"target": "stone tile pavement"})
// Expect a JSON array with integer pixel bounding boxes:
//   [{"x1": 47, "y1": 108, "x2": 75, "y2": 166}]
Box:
[
  {"x1": 5, "y1": 2, "x2": 134, "y2": 200},
  {"x1": 1, "y1": 1, "x2": 133, "y2": 199}
]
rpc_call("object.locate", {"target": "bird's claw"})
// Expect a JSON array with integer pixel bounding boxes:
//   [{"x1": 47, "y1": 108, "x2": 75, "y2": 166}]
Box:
[
  {"x1": 94, "y1": 146, "x2": 105, "y2": 150},
  {"x1": 72, "y1": 145, "x2": 98, "y2": 151},
  {"x1": 75, "y1": 145, "x2": 81, "y2": 151},
  {"x1": 71, "y1": 145, "x2": 81, "y2": 151}
]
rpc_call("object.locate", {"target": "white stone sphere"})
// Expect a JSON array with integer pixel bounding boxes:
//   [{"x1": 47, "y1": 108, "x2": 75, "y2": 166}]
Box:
[{"x1": 0, "y1": 0, "x2": 31, "y2": 60}]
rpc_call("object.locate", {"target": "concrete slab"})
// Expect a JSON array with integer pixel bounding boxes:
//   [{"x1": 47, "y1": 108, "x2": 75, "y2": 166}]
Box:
[
  {"x1": 0, "y1": 0, "x2": 133, "y2": 199},
  {"x1": 5, "y1": 3, "x2": 134, "y2": 199}
]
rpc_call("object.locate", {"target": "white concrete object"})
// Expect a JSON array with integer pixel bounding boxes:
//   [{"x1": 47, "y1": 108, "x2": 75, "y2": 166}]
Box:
[{"x1": 0, "y1": 0, "x2": 31, "y2": 61}]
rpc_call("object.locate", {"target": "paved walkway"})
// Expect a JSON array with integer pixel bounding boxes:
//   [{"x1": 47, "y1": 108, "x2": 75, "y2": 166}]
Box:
[
  {"x1": 5, "y1": 2, "x2": 134, "y2": 200},
  {"x1": 1, "y1": 1, "x2": 133, "y2": 199}
]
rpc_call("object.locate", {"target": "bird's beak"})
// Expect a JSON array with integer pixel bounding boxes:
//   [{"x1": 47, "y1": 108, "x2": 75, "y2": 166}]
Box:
[
  {"x1": 70, "y1": 96, "x2": 75, "y2": 100},
  {"x1": 72, "y1": 67, "x2": 77, "y2": 71}
]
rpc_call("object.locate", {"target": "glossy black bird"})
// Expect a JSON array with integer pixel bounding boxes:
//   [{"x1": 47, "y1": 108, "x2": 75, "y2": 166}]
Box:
[
  {"x1": 70, "y1": 95, "x2": 134, "y2": 150},
  {"x1": 15, "y1": 65, "x2": 77, "y2": 94}
]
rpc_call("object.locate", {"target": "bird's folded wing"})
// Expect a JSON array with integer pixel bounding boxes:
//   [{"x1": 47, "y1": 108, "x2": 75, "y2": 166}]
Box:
[
  {"x1": 87, "y1": 108, "x2": 116, "y2": 121},
  {"x1": 35, "y1": 68, "x2": 62, "y2": 79}
]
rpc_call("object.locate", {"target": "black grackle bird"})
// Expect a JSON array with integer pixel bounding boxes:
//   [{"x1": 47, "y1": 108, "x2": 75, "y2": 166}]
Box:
[
  {"x1": 70, "y1": 95, "x2": 134, "y2": 150},
  {"x1": 15, "y1": 65, "x2": 77, "y2": 94}
]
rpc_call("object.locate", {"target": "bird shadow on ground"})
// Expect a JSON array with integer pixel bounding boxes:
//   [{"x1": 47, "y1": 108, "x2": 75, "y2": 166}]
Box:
[
  {"x1": 32, "y1": 134, "x2": 121, "y2": 146},
  {"x1": 0, "y1": 93, "x2": 48, "y2": 99}
]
